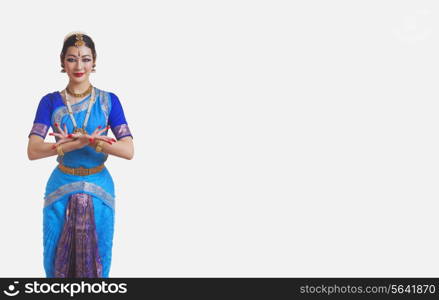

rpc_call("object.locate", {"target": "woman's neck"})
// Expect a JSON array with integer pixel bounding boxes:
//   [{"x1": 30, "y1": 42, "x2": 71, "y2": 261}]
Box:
[{"x1": 67, "y1": 81, "x2": 91, "y2": 94}]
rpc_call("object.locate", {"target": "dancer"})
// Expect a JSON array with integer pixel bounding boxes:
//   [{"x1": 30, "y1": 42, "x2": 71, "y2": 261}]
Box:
[{"x1": 27, "y1": 32, "x2": 134, "y2": 277}]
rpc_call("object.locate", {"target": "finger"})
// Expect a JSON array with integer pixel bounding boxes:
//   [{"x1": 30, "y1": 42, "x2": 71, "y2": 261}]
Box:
[
  {"x1": 54, "y1": 122, "x2": 61, "y2": 133},
  {"x1": 76, "y1": 134, "x2": 93, "y2": 144},
  {"x1": 67, "y1": 133, "x2": 82, "y2": 139},
  {"x1": 49, "y1": 132, "x2": 63, "y2": 138},
  {"x1": 93, "y1": 125, "x2": 103, "y2": 136},
  {"x1": 92, "y1": 126, "x2": 102, "y2": 135},
  {"x1": 57, "y1": 139, "x2": 74, "y2": 146},
  {"x1": 58, "y1": 123, "x2": 65, "y2": 135},
  {"x1": 96, "y1": 125, "x2": 111, "y2": 136},
  {"x1": 73, "y1": 133, "x2": 93, "y2": 143},
  {"x1": 64, "y1": 124, "x2": 68, "y2": 135}
]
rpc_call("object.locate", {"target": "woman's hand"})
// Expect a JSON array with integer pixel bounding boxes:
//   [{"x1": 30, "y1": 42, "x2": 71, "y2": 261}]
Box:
[
  {"x1": 89, "y1": 125, "x2": 116, "y2": 145},
  {"x1": 67, "y1": 125, "x2": 116, "y2": 149},
  {"x1": 49, "y1": 123, "x2": 75, "y2": 149}
]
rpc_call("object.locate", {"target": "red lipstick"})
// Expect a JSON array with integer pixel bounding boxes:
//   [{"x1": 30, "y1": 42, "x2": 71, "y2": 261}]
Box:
[{"x1": 73, "y1": 72, "x2": 84, "y2": 77}]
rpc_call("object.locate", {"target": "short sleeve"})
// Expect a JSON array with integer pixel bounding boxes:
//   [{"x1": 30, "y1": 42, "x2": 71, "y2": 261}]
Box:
[
  {"x1": 28, "y1": 94, "x2": 52, "y2": 139},
  {"x1": 108, "y1": 92, "x2": 133, "y2": 140}
]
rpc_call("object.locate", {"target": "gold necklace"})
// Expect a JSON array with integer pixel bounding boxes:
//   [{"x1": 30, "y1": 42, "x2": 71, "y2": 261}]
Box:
[{"x1": 66, "y1": 84, "x2": 93, "y2": 98}]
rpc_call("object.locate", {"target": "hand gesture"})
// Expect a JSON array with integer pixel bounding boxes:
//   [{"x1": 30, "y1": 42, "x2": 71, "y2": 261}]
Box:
[
  {"x1": 89, "y1": 125, "x2": 117, "y2": 145},
  {"x1": 67, "y1": 125, "x2": 116, "y2": 149},
  {"x1": 49, "y1": 122, "x2": 75, "y2": 149}
]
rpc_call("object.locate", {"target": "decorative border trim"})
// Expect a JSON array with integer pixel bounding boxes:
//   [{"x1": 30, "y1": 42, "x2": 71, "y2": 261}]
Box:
[
  {"x1": 112, "y1": 124, "x2": 133, "y2": 140},
  {"x1": 44, "y1": 181, "x2": 114, "y2": 209},
  {"x1": 100, "y1": 89, "x2": 110, "y2": 121},
  {"x1": 28, "y1": 123, "x2": 49, "y2": 139}
]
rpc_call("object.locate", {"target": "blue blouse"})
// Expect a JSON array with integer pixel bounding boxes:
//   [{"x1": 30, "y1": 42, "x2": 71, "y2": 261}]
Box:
[
  {"x1": 28, "y1": 88, "x2": 133, "y2": 168},
  {"x1": 29, "y1": 90, "x2": 132, "y2": 140}
]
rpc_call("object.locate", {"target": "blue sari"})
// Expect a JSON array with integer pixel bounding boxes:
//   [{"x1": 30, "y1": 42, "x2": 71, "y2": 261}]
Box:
[{"x1": 28, "y1": 87, "x2": 133, "y2": 278}]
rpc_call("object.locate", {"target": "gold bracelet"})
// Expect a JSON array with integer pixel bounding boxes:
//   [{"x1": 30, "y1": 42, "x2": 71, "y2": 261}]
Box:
[
  {"x1": 95, "y1": 140, "x2": 104, "y2": 153},
  {"x1": 56, "y1": 144, "x2": 64, "y2": 156}
]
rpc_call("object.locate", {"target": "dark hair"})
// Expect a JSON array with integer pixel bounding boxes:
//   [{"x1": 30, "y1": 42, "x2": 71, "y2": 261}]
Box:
[{"x1": 60, "y1": 34, "x2": 97, "y2": 66}]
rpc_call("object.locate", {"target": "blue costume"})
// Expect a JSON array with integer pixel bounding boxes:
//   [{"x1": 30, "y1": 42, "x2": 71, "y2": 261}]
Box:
[{"x1": 28, "y1": 87, "x2": 133, "y2": 277}]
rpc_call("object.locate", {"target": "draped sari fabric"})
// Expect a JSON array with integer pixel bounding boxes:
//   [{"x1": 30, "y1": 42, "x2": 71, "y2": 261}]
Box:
[
  {"x1": 29, "y1": 87, "x2": 133, "y2": 278},
  {"x1": 54, "y1": 193, "x2": 103, "y2": 278}
]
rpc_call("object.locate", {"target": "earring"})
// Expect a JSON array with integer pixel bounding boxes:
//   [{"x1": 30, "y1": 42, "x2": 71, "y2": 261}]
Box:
[
  {"x1": 61, "y1": 65, "x2": 66, "y2": 73},
  {"x1": 92, "y1": 64, "x2": 96, "y2": 72}
]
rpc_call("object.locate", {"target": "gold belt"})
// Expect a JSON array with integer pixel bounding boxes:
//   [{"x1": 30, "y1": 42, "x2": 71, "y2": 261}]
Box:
[{"x1": 58, "y1": 163, "x2": 105, "y2": 176}]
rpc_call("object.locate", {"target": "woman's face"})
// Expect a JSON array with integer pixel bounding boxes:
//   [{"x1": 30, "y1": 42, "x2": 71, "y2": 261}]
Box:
[{"x1": 62, "y1": 45, "x2": 94, "y2": 85}]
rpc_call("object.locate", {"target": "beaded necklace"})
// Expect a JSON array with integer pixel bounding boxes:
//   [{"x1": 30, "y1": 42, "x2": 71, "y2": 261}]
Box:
[{"x1": 62, "y1": 86, "x2": 96, "y2": 135}]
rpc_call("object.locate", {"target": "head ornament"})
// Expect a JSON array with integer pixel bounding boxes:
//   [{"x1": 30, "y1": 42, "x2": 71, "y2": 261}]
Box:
[{"x1": 63, "y1": 31, "x2": 87, "y2": 46}]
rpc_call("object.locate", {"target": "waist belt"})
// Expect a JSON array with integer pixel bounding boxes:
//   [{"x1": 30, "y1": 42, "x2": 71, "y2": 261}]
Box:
[{"x1": 58, "y1": 163, "x2": 105, "y2": 176}]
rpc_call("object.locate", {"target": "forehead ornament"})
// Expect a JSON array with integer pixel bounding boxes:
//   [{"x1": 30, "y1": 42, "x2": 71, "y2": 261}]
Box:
[{"x1": 75, "y1": 33, "x2": 85, "y2": 47}]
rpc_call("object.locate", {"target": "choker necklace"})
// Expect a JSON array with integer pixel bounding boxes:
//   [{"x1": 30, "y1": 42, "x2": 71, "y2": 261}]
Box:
[{"x1": 66, "y1": 84, "x2": 93, "y2": 98}]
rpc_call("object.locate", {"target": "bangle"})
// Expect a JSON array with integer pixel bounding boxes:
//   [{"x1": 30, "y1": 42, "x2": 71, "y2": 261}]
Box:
[
  {"x1": 95, "y1": 140, "x2": 104, "y2": 153},
  {"x1": 56, "y1": 144, "x2": 64, "y2": 156}
]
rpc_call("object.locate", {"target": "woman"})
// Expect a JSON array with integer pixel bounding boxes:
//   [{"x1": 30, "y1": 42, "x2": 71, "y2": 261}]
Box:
[{"x1": 27, "y1": 32, "x2": 134, "y2": 278}]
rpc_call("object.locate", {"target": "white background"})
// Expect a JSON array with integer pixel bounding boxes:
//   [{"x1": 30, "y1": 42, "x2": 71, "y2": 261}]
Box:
[{"x1": 0, "y1": 0, "x2": 438, "y2": 277}]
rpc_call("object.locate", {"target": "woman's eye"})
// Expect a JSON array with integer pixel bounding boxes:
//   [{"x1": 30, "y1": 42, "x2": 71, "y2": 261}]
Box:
[
  {"x1": 67, "y1": 58, "x2": 76, "y2": 62},
  {"x1": 83, "y1": 59, "x2": 91, "y2": 62}
]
